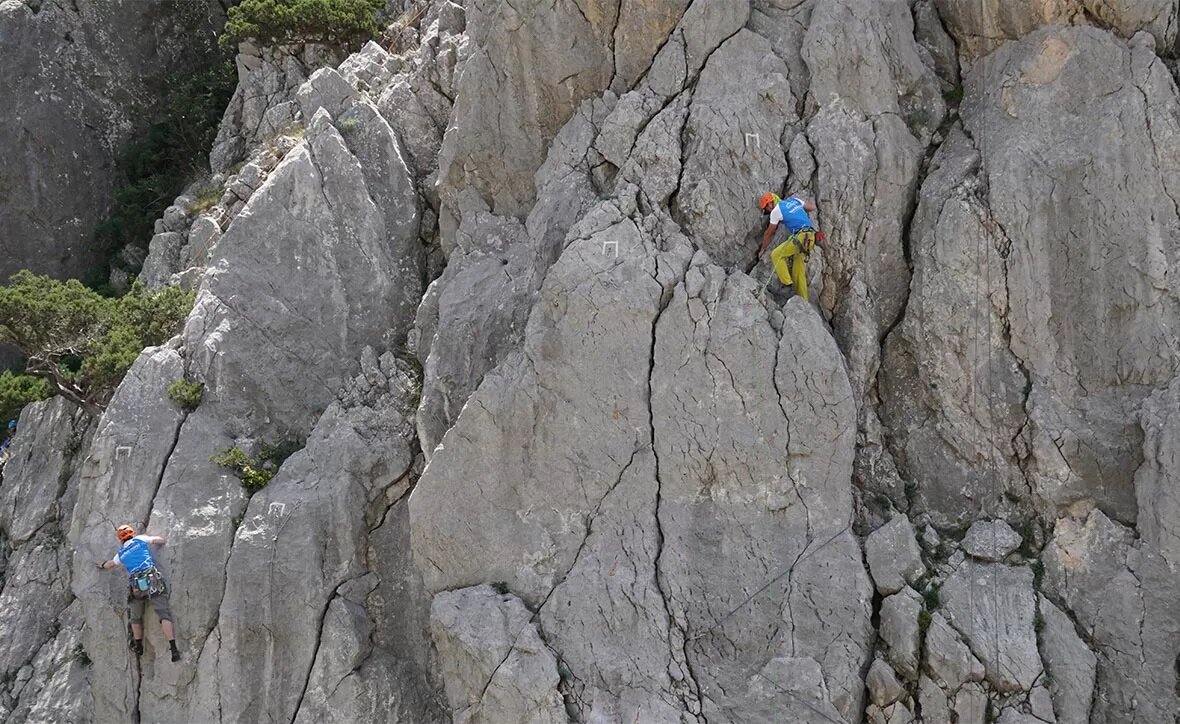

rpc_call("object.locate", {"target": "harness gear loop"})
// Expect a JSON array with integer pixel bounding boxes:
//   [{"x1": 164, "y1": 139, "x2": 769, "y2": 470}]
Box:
[{"x1": 128, "y1": 567, "x2": 167, "y2": 599}]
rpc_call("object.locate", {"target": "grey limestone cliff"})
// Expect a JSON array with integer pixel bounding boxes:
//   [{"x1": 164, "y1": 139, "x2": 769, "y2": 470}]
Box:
[{"x1": 3, "y1": 0, "x2": 1180, "y2": 722}]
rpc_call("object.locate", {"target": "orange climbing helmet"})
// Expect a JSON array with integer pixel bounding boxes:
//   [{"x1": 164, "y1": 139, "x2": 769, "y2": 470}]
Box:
[
  {"x1": 116, "y1": 525, "x2": 135, "y2": 542},
  {"x1": 759, "y1": 192, "x2": 780, "y2": 213}
]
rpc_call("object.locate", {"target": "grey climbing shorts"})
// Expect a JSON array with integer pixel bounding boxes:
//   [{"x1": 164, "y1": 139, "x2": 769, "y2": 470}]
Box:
[{"x1": 129, "y1": 591, "x2": 173, "y2": 624}]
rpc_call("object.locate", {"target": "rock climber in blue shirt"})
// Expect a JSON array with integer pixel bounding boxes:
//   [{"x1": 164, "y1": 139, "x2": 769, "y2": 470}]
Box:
[
  {"x1": 758, "y1": 191, "x2": 824, "y2": 301},
  {"x1": 96, "y1": 524, "x2": 180, "y2": 661}
]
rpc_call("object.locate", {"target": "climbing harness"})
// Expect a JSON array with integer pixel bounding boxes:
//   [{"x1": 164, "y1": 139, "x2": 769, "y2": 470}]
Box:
[{"x1": 128, "y1": 568, "x2": 167, "y2": 599}]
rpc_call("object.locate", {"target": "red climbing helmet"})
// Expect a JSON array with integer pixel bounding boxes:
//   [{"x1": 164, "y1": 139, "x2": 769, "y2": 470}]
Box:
[
  {"x1": 759, "y1": 192, "x2": 779, "y2": 213},
  {"x1": 116, "y1": 525, "x2": 135, "y2": 542}
]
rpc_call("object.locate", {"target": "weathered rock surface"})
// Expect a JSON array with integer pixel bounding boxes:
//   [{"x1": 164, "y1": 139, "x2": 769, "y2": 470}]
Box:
[
  {"x1": 802, "y1": 0, "x2": 944, "y2": 511},
  {"x1": 9, "y1": 1, "x2": 1180, "y2": 723},
  {"x1": 184, "y1": 106, "x2": 420, "y2": 438},
  {"x1": 0, "y1": 399, "x2": 92, "y2": 717},
  {"x1": 1042, "y1": 508, "x2": 1180, "y2": 722},
  {"x1": 879, "y1": 588, "x2": 922, "y2": 681},
  {"x1": 436, "y1": 0, "x2": 665, "y2": 226},
  {"x1": 884, "y1": 25, "x2": 1180, "y2": 527},
  {"x1": 866, "y1": 657, "x2": 904, "y2": 707},
  {"x1": 0, "y1": 0, "x2": 222, "y2": 281},
  {"x1": 415, "y1": 95, "x2": 609, "y2": 455},
  {"x1": 924, "y1": 612, "x2": 985, "y2": 691},
  {"x1": 1134, "y1": 375, "x2": 1180, "y2": 569},
  {"x1": 191, "y1": 354, "x2": 433, "y2": 723},
  {"x1": 431, "y1": 585, "x2": 566, "y2": 723},
  {"x1": 210, "y1": 43, "x2": 337, "y2": 173},
  {"x1": 962, "y1": 519, "x2": 1023, "y2": 562},
  {"x1": 941, "y1": 561, "x2": 1041, "y2": 692},
  {"x1": 411, "y1": 202, "x2": 871, "y2": 720},
  {"x1": 0, "y1": 398, "x2": 90, "y2": 544},
  {"x1": 1037, "y1": 595, "x2": 1095, "y2": 724},
  {"x1": 936, "y1": 0, "x2": 1177, "y2": 59},
  {"x1": 865, "y1": 514, "x2": 926, "y2": 595}
]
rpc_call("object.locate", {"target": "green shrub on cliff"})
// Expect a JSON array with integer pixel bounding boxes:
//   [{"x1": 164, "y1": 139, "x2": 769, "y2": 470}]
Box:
[
  {"x1": 212, "y1": 439, "x2": 302, "y2": 492},
  {"x1": 167, "y1": 378, "x2": 204, "y2": 412},
  {"x1": 0, "y1": 272, "x2": 194, "y2": 415},
  {"x1": 221, "y1": 0, "x2": 385, "y2": 51},
  {"x1": 0, "y1": 371, "x2": 52, "y2": 425}
]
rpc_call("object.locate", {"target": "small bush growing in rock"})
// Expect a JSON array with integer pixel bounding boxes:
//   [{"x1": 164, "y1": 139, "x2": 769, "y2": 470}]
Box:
[
  {"x1": 212, "y1": 446, "x2": 274, "y2": 492},
  {"x1": 186, "y1": 181, "x2": 224, "y2": 215},
  {"x1": 213, "y1": 438, "x2": 303, "y2": 493},
  {"x1": 0, "y1": 371, "x2": 52, "y2": 424},
  {"x1": 167, "y1": 379, "x2": 204, "y2": 411},
  {"x1": 222, "y1": 0, "x2": 385, "y2": 51},
  {"x1": 0, "y1": 273, "x2": 194, "y2": 416}
]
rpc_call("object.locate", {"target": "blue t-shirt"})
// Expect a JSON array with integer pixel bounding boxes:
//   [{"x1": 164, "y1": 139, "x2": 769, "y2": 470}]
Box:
[
  {"x1": 769, "y1": 197, "x2": 815, "y2": 234},
  {"x1": 115, "y1": 536, "x2": 155, "y2": 574}
]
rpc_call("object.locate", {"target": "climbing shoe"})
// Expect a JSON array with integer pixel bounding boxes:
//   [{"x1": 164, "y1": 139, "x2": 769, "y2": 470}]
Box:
[
  {"x1": 130, "y1": 639, "x2": 143, "y2": 656},
  {"x1": 169, "y1": 642, "x2": 181, "y2": 662}
]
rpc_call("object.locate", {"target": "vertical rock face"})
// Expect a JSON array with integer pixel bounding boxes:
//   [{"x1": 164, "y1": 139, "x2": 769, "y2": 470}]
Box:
[
  {"x1": 8, "y1": 1, "x2": 1180, "y2": 722},
  {"x1": 884, "y1": 25, "x2": 1180, "y2": 525},
  {"x1": 431, "y1": 585, "x2": 566, "y2": 723},
  {"x1": 0, "y1": 397, "x2": 93, "y2": 720},
  {"x1": 184, "y1": 102, "x2": 421, "y2": 438},
  {"x1": 935, "y1": 0, "x2": 1177, "y2": 59},
  {"x1": 411, "y1": 201, "x2": 871, "y2": 720},
  {"x1": 0, "y1": 0, "x2": 222, "y2": 281},
  {"x1": 210, "y1": 43, "x2": 339, "y2": 173}
]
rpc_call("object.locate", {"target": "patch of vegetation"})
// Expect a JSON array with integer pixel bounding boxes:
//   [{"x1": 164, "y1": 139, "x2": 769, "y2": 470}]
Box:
[
  {"x1": 490, "y1": 581, "x2": 511, "y2": 596},
  {"x1": 1034, "y1": 609, "x2": 1045, "y2": 634},
  {"x1": 212, "y1": 446, "x2": 275, "y2": 492},
  {"x1": 1030, "y1": 558, "x2": 1045, "y2": 589},
  {"x1": 186, "y1": 181, "x2": 224, "y2": 215},
  {"x1": 0, "y1": 272, "x2": 194, "y2": 416},
  {"x1": 918, "y1": 608, "x2": 933, "y2": 633},
  {"x1": 87, "y1": 44, "x2": 236, "y2": 292},
  {"x1": 338, "y1": 116, "x2": 361, "y2": 135},
  {"x1": 943, "y1": 84, "x2": 964, "y2": 104},
  {"x1": 221, "y1": 0, "x2": 385, "y2": 51},
  {"x1": 213, "y1": 438, "x2": 304, "y2": 493},
  {"x1": 905, "y1": 109, "x2": 932, "y2": 135},
  {"x1": 0, "y1": 371, "x2": 52, "y2": 425},
  {"x1": 167, "y1": 379, "x2": 204, "y2": 412}
]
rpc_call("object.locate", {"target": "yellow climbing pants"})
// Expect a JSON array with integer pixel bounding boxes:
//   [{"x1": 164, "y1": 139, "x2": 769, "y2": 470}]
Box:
[{"x1": 770, "y1": 230, "x2": 815, "y2": 301}]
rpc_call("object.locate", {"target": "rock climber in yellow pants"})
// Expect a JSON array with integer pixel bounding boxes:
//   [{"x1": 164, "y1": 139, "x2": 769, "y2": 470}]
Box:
[{"x1": 758, "y1": 192, "x2": 823, "y2": 301}]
